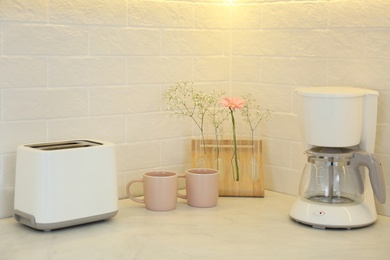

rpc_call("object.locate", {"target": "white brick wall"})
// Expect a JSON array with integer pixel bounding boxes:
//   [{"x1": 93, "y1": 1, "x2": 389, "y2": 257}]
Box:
[
  {"x1": 0, "y1": 57, "x2": 47, "y2": 87},
  {"x1": 3, "y1": 24, "x2": 89, "y2": 55},
  {"x1": 1, "y1": 0, "x2": 390, "y2": 218}
]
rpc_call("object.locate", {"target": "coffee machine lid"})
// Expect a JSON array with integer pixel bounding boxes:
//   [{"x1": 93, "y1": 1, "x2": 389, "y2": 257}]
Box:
[{"x1": 295, "y1": 87, "x2": 378, "y2": 98}]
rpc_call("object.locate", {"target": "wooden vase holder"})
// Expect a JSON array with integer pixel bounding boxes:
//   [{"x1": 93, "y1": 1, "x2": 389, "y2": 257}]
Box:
[{"x1": 191, "y1": 138, "x2": 264, "y2": 197}]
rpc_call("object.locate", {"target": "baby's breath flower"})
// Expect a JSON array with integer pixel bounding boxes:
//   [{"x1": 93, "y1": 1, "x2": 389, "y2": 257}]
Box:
[
  {"x1": 241, "y1": 93, "x2": 272, "y2": 132},
  {"x1": 163, "y1": 81, "x2": 223, "y2": 154},
  {"x1": 241, "y1": 93, "x2": 272, "y2": 155}
]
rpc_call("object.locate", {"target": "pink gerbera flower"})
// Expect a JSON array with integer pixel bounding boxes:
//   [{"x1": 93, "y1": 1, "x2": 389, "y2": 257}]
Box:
[{"x1": 220, "y1": 97, "x2": 246, "y2": 110}]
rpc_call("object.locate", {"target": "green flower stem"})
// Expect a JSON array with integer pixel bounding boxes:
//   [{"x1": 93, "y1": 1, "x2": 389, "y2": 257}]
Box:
[
  {"x1": 251, "y1": 130, "x2": 255, "y2": 157},
  {"x1": 215, "y1": 131, "x2": 220, "y2": 169},
  {"x1": 200, "y1": 128, "x2": 206, "y2": 155},
  {"x1": 230, "y1": 108, "x2": 239, "y2": 181}
]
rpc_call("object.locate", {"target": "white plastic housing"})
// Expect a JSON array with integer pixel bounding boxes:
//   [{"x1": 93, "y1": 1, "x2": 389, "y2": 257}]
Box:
[
  {"x1": 295, "y1": 87, "x2": 378, "y2": 153},
  {"x1": 14, "y1": 139, "x2": 118, "y2": 230}
]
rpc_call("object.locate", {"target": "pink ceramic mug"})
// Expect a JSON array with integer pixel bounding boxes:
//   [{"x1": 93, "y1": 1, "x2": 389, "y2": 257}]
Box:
[
  {"x1": 178, "y1": 168, "x2": 219, "y2": 208},
  {"x1": 126, "y1": 171, "x2": 179, "y2": 211}
]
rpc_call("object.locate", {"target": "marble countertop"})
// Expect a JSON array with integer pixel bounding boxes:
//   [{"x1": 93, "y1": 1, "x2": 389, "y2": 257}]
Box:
[{"x1": 1, "y1": 191, "x2": 390, "y2": 260}]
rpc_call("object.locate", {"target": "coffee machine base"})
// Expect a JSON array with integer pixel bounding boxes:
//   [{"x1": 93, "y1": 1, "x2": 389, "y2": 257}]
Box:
[{"x1": 289, "y1": 198, "x2": 377, "y2": 229}]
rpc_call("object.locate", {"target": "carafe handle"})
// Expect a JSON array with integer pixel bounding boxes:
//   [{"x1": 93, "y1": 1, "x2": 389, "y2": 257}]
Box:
[{"x1": 351, "y1": 152, "x2": 386, "y2": 204}]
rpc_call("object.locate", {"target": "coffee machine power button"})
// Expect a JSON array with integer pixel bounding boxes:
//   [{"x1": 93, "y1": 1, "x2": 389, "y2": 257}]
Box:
[{"x1": 313, "y1": 211, "x2": 326, "y2": 216}]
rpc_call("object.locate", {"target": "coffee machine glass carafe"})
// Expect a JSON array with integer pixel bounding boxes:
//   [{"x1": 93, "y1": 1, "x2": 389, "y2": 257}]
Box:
[{"x1": 299, "y1": 147, "x2": 364, "y2": 205}]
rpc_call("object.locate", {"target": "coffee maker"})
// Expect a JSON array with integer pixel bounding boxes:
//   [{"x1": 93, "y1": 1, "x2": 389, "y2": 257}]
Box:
[{"x1": 289, "y1": 87, "x2": 386, "y2": 229}]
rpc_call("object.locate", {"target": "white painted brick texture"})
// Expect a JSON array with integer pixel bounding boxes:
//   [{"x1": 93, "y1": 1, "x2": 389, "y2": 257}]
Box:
[
  {"x1": 3, "y1": 24, "x2": 88, "y2": 55},
  {"x1": 0, "y1": 57, "x2": 47, "y2": 88},
  {"x1": 49, "y1": 0, "x2": 127, "y2": 26},
  {"x1": 49, "y1": 57, "x2": 126, "y2": 87},
  {"x1": 3, "y1": 88, "x2": 88, "y2": 121}
]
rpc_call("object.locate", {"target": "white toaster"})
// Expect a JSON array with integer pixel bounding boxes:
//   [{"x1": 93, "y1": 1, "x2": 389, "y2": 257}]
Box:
[{"x1": 14, "y1": 139, "x2": 118, "y2": 231}]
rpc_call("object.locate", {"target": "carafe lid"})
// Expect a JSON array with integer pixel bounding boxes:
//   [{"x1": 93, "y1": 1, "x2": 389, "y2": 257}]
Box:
[{"x1": 306, "y1": 147, "x2": 354, "y2": 158}]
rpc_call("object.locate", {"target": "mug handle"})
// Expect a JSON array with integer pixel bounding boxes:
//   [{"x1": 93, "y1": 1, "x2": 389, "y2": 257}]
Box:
[
  {"x1": 177, "y1": 174, "x2": 187, "y2": 199},
  {"x1": 126, "y1": 179, "x2": 144, "y2": 204}
]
